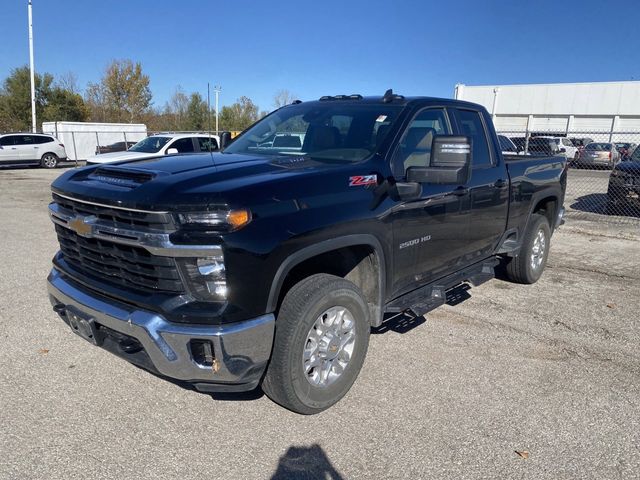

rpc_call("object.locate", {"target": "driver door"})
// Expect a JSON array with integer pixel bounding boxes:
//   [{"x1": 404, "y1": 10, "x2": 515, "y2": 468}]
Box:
[{"x1": 390, "y1": 107, "x2": 470, "y2": 298}]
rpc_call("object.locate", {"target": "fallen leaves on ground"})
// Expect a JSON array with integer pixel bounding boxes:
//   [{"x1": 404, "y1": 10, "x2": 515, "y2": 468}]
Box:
[
  {"x1": 515, "y1": 450, "x2": 529, "y2": 459},
  {"x1": 38, "y1": 348, "x2": 50, "y2": 355}
]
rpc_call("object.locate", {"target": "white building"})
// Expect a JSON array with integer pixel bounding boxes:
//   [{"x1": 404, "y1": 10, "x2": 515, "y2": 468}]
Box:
[{"x1": 454, "y1": 81, "x2": 640, "y2": 140}]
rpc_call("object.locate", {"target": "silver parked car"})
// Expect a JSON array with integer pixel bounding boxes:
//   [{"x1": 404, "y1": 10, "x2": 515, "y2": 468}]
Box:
[{"x1": 574, "y1": 142, "x2": 620, "y2": 169}]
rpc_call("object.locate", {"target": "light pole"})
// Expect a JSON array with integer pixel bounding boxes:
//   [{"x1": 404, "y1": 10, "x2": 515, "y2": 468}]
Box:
[
  {"x1": 28, "y1": 0, "x2": 36, "y2": 132},
  {"x1": 214, "y1": 85, "x2": 221, "y2": 133}
]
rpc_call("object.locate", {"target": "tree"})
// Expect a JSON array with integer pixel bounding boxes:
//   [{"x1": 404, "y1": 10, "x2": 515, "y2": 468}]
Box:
[
  {"x1": 43, "y1": 87, "x2": 88, "y2": 123},
  {"x1": 0, "y1": 66, "x2": 53, "y2": 131},
  {"x1": 91, "y1": 59, "x2": 152, "y2": 123},
  {"x1": 219, "y1": 96, "x2": 260, "y2": 131},
  {"x1": 273, "y1": 89, "x2": 297, "y2": 109},
  {"x1": 85, "y1": 81, "x2": 113, "y2": 123},
  {"x1": 185, "y1": 92, "x2": 209, "y2": 131},
  {"x1": 0, "y1": 66, "x2": 87, "y2": 131},
  {"x1": 167, "y1": 86, "x2": 189, "y2": 130}
]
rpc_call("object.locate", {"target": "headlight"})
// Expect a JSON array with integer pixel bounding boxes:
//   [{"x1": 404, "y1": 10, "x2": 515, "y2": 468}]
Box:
[
  {"x1": 177, "y1": 254, "x2": 228, "y2": 301},
  {"x1": 177, "y1": 208, "x2": 251, "y2": 232}
]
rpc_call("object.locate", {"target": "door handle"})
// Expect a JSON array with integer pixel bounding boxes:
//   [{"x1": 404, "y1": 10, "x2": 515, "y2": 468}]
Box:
[
  {"x1": 451, "y1": 187, "x2": 469, "y2": 196},
  {"x1": 494, "y1": 179, "x2": 507, "y2": 188}
]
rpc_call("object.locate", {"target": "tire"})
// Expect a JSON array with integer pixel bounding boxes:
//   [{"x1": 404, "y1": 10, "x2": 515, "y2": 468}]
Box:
[
  {"x1": 505, "y1": 213, "x2": 551, "y2": 284},
  {"x1": 262, "y1": 273, "x2": 370, "y2": 414},
  {"x1": 40, "y1": 153, "x2": 58, "y2": 169},
  {"x1": 606, "y1": 187, "x2": 624, "y2": 215}
]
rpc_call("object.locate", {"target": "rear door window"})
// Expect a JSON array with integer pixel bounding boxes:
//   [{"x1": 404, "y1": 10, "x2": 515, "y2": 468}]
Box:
[
  {"x1": 16, "y1": 136, "x2": 36, "y2": 145},
  {"x1": 197, "y1": 137, "x2": 219, "y2": 152},
  {"x1": 0, "y1": 136, "x2": 16, "y2": 146},
  {"x1": 454, "y1": 109, "x2": 492, "y2": 167}
]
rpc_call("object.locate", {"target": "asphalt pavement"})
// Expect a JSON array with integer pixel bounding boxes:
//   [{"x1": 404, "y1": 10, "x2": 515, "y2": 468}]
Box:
[{"x1": 0, "y1": 167, "x2": 638, "y2": 480}]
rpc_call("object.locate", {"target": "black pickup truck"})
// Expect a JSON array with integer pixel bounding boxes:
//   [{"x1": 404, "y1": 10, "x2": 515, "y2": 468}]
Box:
[{"x1": 47, "y1": 91, "x2": 566, "y2": 414}]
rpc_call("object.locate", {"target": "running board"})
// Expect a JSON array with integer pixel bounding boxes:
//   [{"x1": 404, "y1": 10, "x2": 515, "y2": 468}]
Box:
[{"x1": 384, "y1": 258, "x2": 500, "y2": 317}]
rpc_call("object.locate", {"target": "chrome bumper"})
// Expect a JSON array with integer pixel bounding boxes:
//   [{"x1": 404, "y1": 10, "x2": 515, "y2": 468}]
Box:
[{"x1": 47, "y1": 268, "x2": 275, "y2": 392}]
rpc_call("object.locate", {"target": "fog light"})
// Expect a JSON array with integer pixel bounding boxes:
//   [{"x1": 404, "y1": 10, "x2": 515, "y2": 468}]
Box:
[{"x1": 205, "y1": 281, "x2": 228, "y2": 298}]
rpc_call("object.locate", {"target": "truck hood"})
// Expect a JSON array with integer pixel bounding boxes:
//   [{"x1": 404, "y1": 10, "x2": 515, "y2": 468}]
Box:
[
  {"x1": 86, "y1": 151, "x2": 163, "y2": 164},
  {"x1": 52, "y1": 152, "x2": 355, "y2": 211}
]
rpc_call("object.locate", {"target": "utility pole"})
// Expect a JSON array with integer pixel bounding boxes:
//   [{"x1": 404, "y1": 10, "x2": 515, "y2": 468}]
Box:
[
  {"x1": 28, "y1": 0, "x2": 36, "y2": 132},
  {"x1": 214, "y1": 85, "x2": 221, "y2": 133},
  {"x1": 207, "y1": 82, "x2": 211, "y2": 134}
]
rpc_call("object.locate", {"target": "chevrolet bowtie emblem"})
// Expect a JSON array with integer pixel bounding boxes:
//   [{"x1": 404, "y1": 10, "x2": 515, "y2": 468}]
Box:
[{"x1": 68, "y1": 215, "x2": 96, "y2": 237}]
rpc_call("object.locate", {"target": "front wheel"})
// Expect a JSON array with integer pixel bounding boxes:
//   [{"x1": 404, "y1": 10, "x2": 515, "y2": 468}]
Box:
[
  {"x1": 505, "y1": 213, "x2": 551, "y2": 284},
  {"x1": 262, "y1": 274, "x2": 370, "y2": 414},
  {"x1": 40, "y1": 153, "x2": 58, "y2": 168}
]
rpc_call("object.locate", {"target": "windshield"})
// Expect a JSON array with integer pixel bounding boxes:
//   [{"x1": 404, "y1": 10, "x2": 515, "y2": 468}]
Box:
[
  {"x1": 129, "y1": 136, "x2": 171, "y2": 153},
  {"x1": 224, "y1": 103, "x2": 404, "y2": 162},
  {"x1": 585, "y1": 143, "x2": 611, "y2": 151}
]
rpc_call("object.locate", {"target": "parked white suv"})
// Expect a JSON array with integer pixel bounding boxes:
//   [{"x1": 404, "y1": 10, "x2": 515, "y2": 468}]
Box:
[
  {"x1": 86, "y1": 133, "x2": 220, "y2": 165},
  {"x1": 0, "y1": 133, "x2": 67, "y2": 168}
]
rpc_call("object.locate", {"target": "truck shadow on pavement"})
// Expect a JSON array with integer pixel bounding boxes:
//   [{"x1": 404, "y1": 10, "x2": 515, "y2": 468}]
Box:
[
  {"x1": 372, "y1": 283, "x2": 473, "y2": 335},
  {"x1": 271, "y1": 444, "x2": 345, "y2": 480}
]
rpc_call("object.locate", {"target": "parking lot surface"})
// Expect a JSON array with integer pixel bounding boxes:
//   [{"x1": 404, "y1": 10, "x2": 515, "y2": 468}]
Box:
[{"x1": 1, "y1": 167, "x2": 639, "y2": 480}]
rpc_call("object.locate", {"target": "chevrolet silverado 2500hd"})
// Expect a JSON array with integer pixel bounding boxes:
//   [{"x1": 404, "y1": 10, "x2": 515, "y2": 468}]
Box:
[{"x1": 47, "y1": 91, "x2": 566, "y2": 414}]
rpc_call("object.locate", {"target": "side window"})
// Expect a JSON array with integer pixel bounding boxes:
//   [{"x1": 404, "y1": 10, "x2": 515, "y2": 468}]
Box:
[
  {"x1": 498, "y1": 136, "x2": 515, "y2": 152},
  {"x1": 455, "y1": 109, "x2": 492, "y2": 167},
  {"x1": 393, "y1": 108, "x2": 450, "y2": 176},
  {"x1": 562, "y1": 138, "x2": 572, "y2": 147},
  {"x1": 16, "y1": 136, "x2": 35, "y2": 145},
  {"x1": 197, "y1": 137, "x2": 218, "y2": 152},
  {"x1": 0, "y1": 136, "x2": 16, "y2": 146},
  {"x1": 170, "y1": 138, "x2": 195, "y2": 153}
]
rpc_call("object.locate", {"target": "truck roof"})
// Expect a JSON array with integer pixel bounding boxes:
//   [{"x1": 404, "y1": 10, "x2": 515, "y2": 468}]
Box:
[{"x1": 306, "y1": 91, "x2": 487, "y2": 111}]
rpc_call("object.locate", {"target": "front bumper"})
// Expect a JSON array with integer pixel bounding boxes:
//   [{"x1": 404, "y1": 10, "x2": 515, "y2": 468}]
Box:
[{"x1": 47, "y1": 268, "x2": 275, "y2": 392}]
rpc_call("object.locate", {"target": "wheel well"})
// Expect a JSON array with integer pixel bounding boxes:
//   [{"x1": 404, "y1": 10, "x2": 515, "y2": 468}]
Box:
[
  {"x1": 277, "y1": 245, "x2": 382, "y2": 326},
  {"x1": 532, "y1": 196, "x2": 557, "y2": 230}
]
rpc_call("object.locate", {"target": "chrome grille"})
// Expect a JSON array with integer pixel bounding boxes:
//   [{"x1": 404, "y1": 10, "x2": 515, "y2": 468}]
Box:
[{"x1": 51, "y1": 194, "x2": 185, "y2": 294}]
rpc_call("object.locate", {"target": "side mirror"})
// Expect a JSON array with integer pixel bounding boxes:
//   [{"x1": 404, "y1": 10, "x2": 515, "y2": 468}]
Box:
[
  {"x1": 220, "y1": 131, "x2": 233, "y2": 150},
  {"x1": 166, "y1": 148, "x2": 179, "y2": 155},
  {"x1": 406, "y1": 136, "x2": 472, "y2": 185},
  {"x1": 559, "y1": 147, "x2": 566, "y2": 153}
]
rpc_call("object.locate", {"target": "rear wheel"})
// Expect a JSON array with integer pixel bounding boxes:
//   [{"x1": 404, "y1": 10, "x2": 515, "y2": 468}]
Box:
[
  {"x1": 40, "y1": 153, "x2": 58, "y2": 168},
  {"x1": 262, "y1": 274, "x2": 370, "y2": 414},
  {"x1": 505, "y1": 213, "x2": 551, "y2": 284},
  {"x1": 606, "y1": 186, "x2": 625, "y2": 215}
]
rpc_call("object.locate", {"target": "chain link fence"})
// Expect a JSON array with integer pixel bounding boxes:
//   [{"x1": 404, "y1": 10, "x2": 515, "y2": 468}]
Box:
[{"x1": 498, "y1": 129, "x2": 640, "y2": 225}]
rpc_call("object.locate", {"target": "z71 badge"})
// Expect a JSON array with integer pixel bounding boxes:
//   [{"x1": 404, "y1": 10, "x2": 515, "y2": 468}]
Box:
[{"x1": 349, "y1": 175, "x2": 377, "y2": 187}]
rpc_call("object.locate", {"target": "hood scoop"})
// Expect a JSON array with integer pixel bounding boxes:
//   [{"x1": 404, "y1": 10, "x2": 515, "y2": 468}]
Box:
[{"x1": 90, "y1": 166, "x2": 156, "y2": 187}]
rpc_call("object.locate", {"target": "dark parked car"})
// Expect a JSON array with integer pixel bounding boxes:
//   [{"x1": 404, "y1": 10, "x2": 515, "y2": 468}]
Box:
[
  {"x1": 47, "y1": 92, "x2": 566, "y2": 414},
  {"x1": 607, "y1": 147, "x2": 640, "y2": 213},
  {"x1": 526, "y1": 137, "x2": 563, "y2": 156},
  {"x1": 614, "y1": 142, "x2": 637, "y2": 161},
  {"x1": 95, "y1": 141, "x2": 137, "y2": 155}
]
